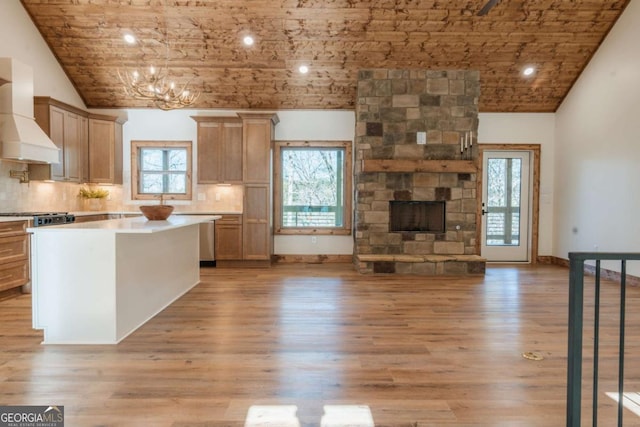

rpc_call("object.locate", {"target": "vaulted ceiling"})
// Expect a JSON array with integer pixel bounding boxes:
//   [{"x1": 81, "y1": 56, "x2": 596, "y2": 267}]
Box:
[{"x1": 20, "y1": 0, "x2": 630, "y2": 112}]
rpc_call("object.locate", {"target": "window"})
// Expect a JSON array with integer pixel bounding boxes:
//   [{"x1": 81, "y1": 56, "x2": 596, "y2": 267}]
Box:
[
  {"x1": 131, "y1": 140, "x2": 192, "y2": 201},
  {"x1": 274, "y1": 141, "x2": 352, "y2": 235}
]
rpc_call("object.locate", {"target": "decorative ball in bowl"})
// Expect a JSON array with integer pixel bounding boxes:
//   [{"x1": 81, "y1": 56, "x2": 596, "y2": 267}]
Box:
[{"x1": 139, "y1": 205, "x2": 174, "y2": 220}]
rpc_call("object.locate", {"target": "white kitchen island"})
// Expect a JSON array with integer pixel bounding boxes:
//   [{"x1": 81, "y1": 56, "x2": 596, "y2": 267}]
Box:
[{"x1": 29, "y1": 215, "x2": 219, "y2": 344}]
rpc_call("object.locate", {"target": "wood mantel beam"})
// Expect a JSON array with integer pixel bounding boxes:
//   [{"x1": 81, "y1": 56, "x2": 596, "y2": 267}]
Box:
[{"x1": 361, "y1": 159, "x2": 477, "y2": 173}]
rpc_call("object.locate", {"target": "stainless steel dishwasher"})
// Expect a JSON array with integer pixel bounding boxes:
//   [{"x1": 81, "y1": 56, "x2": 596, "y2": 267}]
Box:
[{"x1": 199, "y1": 220, "x2": 216, "y2": 267}]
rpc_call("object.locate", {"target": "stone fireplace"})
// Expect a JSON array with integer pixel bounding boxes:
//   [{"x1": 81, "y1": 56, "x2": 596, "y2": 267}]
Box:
[{"x1": 354, "y1": 69, "x2": 486, "y2": 275}]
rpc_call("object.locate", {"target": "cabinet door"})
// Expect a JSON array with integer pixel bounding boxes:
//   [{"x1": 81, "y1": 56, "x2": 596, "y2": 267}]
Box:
[
  {"x1": 88, "y1": 119, "x2": 116, "y2": 183},
  {"x1": 64, "y1": 111, "x2": 82, "y2": 182},
  {"x1": 0, "y1": 221, "x2": 29, "y2": 292},
  {"x1": 221, "y1": 122, "x2": 243, "y2": 182},
  {"x1": 242, "y1": 118, "x2": 271, "y2": 183},
  {"x1": 73, "y1": 214, "x2": 110, "y2": 223},
  {"x1": 80, "y1": 116, "x2": 89, "y2": 183},
  {"x1": 0, "y1": 235, "x2": 28, "y2": 265},
  {"x1": 243, "y1": 184, "x2": 271, "y2": 260},
  {"x1": 197, "y1": 120, "x2": 243, "y2": 184},
  {"x1": 197, "y1": 122, "x2": 222, "y2": 183},
  {"x1": 49, "y1": 106, "x2": 65, "y2": 181},
  {"x1": 215, "y1": 217, "x2": 243, "y2": 260},
  {"x1": 0, "y1": 260, "x2": 29, "y2": 292},
  {"x1": 30, "y1": 98, "x2": 91, "y2": 182},
  {"x1": 113, "y1": 121, "x2": 123, "y2": 185}
]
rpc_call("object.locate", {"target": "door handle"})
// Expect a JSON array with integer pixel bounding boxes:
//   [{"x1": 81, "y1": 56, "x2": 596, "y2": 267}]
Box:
[{"x1": 481, "y1": 202, "x2": 488, "y2": 216}]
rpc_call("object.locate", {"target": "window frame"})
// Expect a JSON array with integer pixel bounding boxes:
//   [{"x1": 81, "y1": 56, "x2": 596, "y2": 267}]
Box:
[
  {"x1": 131, "y1": 140, "x2": 193, "y2": 201},
  {"x1": 273, "y1": 140, "x2": 352, "y2": 235}
]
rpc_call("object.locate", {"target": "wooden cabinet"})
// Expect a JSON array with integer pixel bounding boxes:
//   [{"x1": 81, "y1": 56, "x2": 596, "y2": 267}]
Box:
[
  {"x1": 0, "y1": 221, "x2": 29, "y2": 292},
  {"x1": 238, "y1": 113, "x2": 278, "y2": 262},
  {"x1": 192, "y1": 113, "x2": 278, "y2": 264},
  {"x1": 193, "y1": 116, "x2": 242, "y2": 184},
  {"x1": 214, "y1": 215, "x2": 243, "y2": 260},
  {"x1": 192, "y1": 117, "x2": 243, "y2": 184},
  {"x1": 74, "y1": 214, "x2": 110, "y2": 223},
  {"x1": 88, "y1": 114, "x2": 124, "y2": 184},
  {"x1": 243, "y1": 185, "x2": 271, "y2": 260},
  {"x1": 30, "y1": 97, "x2": 88, "y2": 182},
  {"x1": 80, "y1": 115, "x2": 89, "y2": 183},
  {"x1": 238, "y1": 113, "x2": 279, "y2": 183}
]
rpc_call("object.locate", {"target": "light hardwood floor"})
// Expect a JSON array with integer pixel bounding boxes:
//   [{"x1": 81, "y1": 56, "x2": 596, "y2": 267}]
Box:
[{"x1": 1, "y1": 264, "x2": 639, "y2": 426}]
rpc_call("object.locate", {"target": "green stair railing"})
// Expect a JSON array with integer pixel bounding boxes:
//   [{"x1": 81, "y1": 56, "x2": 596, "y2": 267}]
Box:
[{"x1": 567, "y1": 252, "x2": 640, "y2": 427}]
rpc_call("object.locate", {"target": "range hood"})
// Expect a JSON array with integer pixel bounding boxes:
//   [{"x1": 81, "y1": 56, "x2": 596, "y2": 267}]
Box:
[{"x1": 0, "y1": 58, "x2": 59, "y2": 164}]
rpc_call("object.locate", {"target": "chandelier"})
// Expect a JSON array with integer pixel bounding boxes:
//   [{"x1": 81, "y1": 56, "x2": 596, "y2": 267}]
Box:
[
  {"x1": 118, "y1": 58, "x2": 200, "y2": 110},
  {"x1": 118, "y1": 9, "x2": 200, "y2": 110}
]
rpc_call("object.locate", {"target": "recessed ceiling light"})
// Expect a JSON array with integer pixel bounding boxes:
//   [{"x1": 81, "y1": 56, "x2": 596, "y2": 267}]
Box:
[
  {"x1": 298, "y1": 65, "x2": 309, "y2": 74},
  {"x1": 123, "y1": 33, "x2": 136, "y2": 44},
  {"x1": 523, "y1": 66, "x2": 536, "y2": 77},
  {"x1": 243, "y1": 35, "x2": 254, "y2": 46}
]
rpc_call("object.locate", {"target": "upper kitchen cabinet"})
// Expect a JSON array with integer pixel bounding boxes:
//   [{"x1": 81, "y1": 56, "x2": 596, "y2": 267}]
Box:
[
  {"x1": 238, "y1": 113, "x2": 279, "y2": 183},
  {"x1": 88, "y1": 113, "x2": 125, "y2": 184},
  {"x1": 29, "y1": 97, "x2": 88, "y2": 182},
  {"x1": 79, "y1": 115, "x2": 89, "y2": 183},
  {"x1": 192, "y1": 116, "x2": 243, "y2": 184}
]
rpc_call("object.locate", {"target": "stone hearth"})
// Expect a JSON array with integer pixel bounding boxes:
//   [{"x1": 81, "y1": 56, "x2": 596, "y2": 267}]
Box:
[{"x1": 354, "y1": 69, "x2": 486, "y2": 275}]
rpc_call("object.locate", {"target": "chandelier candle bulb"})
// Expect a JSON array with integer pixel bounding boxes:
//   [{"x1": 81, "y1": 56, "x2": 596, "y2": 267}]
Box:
[{"x1": 460, "y1": 137, "x2": 464, "y2": 153}]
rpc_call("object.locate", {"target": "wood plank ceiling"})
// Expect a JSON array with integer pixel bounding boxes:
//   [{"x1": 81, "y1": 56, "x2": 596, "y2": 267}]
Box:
[{"x1": 20, "y1": 0, "x2": 630, "y2": 112}]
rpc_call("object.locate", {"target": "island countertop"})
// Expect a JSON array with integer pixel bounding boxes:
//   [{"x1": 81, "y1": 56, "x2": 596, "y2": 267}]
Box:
[
  {"x1": 30, "y1": 214, "x2": 216, "y2": 344},
  {"x1": 27, "y1": 214, "x2": 220, "y2": 233}
]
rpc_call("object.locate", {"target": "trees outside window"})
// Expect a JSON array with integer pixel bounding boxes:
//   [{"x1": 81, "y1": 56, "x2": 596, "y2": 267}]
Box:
[
  {"x1": 131, "y1": 141, "x2": 192, "y2": 201},
  {"x1": 274, "y1": 141, "x2": 352, "y2": 235}
]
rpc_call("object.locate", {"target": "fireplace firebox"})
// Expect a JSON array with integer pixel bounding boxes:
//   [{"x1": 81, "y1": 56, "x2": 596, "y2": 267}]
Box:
[{"x1": 389, "y1": 201, "x2": 446, "y2": 233}]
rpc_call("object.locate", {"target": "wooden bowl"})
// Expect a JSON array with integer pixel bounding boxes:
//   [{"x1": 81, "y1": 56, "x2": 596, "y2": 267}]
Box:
[{"x1": 139, "y1": 205, "x2": 174, "y2": 220}]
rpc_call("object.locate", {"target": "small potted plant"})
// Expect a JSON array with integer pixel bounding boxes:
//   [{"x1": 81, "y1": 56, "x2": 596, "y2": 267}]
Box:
[{"x1": 78, "y1": 187, "x2": 109, "y2": 211}]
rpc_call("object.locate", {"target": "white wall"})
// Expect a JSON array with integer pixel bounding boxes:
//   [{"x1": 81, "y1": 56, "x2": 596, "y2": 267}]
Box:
[
  {"x1": 0, "y1": 1, "x2": 85, "y2": 109},
  {"x1": 555, "y1": 0, "x2": 640, "y2": 276},
  {"x1": 478, "y1": 113, "x2": 556, "y2": 256}
]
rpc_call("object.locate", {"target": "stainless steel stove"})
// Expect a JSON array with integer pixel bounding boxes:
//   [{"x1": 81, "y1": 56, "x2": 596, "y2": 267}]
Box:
[{"x1": 0, "y1": 212, "x2": 76, "y2": 226}]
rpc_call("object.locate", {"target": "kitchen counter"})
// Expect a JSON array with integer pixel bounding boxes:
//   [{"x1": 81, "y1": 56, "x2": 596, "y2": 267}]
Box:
[
  {"x1": 71, "y1": 210, "x2": 241, "y2": 216},
  {"x1": 28, "y1": 215, "x2": 220, "y2": 233},
  {"x1": 0, "y1": 211, "x2": 240, "y2": 222},
  {"x1": 30, "y1": 215, "x2": 218, "y2": 344}
]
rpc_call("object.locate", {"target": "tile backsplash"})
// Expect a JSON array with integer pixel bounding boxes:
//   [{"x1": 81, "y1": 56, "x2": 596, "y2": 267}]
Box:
[{"x1": 0, "y1": 161, "x2": 243, "y2": 213}]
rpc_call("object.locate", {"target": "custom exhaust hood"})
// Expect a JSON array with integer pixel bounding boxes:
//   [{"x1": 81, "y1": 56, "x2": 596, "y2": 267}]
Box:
[{"x1": 0, "y1": 58, "x2": 59, "y2": 164}]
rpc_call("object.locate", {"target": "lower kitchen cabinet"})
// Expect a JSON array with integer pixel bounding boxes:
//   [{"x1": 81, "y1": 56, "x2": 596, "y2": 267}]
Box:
[
  {"x1": 214, "y1": 215, "x2": 243, "y2": 260},
  {"x1": 74, "y1": 214, "x2": 110, "y2": 223},
  {"x1": 0, "y1": 221, "x2": 29, "y2": 292},
  {"x1": 243, "y1": 184, "x2": 271, "y2": 261}
]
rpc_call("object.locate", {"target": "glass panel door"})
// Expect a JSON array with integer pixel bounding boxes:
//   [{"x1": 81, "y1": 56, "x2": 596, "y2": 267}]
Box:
[{"x1": 481, "y1": 151, "x2": 531, "y2": 262}]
